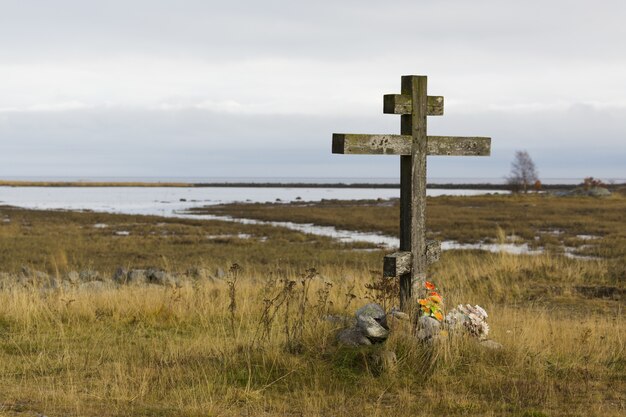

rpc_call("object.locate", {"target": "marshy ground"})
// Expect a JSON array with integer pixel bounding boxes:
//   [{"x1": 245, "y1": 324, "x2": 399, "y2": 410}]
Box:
[{"x1": 0, "y1": 193, "x2": 624, "y2": 416}]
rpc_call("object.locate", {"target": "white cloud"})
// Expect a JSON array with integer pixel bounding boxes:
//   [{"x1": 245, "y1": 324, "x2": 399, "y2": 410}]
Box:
[{"x1": 0, "y1": 0, "x2": 624, "y2": 178}]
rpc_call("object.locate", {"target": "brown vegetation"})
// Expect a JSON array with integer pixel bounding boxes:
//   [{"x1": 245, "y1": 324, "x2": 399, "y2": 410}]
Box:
[{"x1": 0, "y1": 197, "x2": 624, "y2": 416}]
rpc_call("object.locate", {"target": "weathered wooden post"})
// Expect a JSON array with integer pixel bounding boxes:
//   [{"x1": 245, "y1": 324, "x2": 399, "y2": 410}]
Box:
[{"x1": 332, "y1": 75, "x2": 491, "y2": 310}]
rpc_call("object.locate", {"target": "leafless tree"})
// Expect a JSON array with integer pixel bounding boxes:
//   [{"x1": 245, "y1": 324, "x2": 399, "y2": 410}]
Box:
[{"x1": 507, "y1": 150, "x2": 538, "y2": 193}]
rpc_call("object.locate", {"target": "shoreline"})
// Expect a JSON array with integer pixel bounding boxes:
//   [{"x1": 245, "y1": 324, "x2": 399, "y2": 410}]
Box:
[{"x1": 1, "y1": 180, "x2": 617, "y2": 190}]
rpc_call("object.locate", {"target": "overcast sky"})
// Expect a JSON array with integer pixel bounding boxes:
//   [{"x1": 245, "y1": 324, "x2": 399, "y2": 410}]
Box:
[{"x1": 1, "y1": 0, "x2": 625, "y2": 180}]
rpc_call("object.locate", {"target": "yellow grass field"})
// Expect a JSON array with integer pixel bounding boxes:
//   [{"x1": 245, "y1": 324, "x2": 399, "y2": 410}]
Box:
[{"x1": 0, "y1": 194, "x2": 624, "y2": 416}]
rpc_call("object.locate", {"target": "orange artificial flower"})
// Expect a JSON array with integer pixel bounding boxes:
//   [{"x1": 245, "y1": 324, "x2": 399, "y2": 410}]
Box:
[
  {"x1": 429, "y1": 291, "x2": 441, "y2": 298},
  {"x1": 424, "y1": 281, "x2": 436, "y2": 290},
  {"x1": 429, "y1": 294, "x2": 442, "y2": 304},
  {"x1": 433, "y1": 311, "x2": 444, "y2": 321},
  {"x1": 418, "y1": 299, "x2": 428, "y2": 306}
]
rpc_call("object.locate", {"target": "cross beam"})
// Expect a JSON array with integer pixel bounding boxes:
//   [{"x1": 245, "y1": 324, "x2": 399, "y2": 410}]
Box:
[
  {"x1": 332, "y1": 134, "x2": 491, "y2": 156},
  {"x1": 331, "y1": 75, "x2": 491, "y2": 310}
]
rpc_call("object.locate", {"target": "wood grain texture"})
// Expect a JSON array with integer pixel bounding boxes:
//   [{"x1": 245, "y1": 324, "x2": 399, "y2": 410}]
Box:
[
  {"x1": 409, "y1": 75, "x2": 429, "y2": 303},
  {"x1": 333, "y1": 134, "x2": 491, "y2": 156},
  {"x1": 428, "y1": 136, "x2": 491, "y2": 156},
  {"x1": 383, "y1": 240, "x2": 441, "y2": 277},
  {"x1": 383, "y1": 94, "x2": 444, "y2": 116},
  {"x1": 384, "y1": 251, "x2": 412, "y2": 277},
  {"x1": 332, "y1": 134, "x2": 408, "y2": 155},
  {"x1": 399, "y1": 76, "x2": 414, "y2": 310}
]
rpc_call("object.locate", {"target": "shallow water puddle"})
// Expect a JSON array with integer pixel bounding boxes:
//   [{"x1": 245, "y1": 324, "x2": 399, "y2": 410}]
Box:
[
  {"x1": 206, "y1": 233, "x2": 253, "y2": 240},
  {"x1": 177, "y1": 211, "x2": 565, "y2": 256},
  {"x1": 440, "y1": 241, "x2": 544, "y2": 255}
]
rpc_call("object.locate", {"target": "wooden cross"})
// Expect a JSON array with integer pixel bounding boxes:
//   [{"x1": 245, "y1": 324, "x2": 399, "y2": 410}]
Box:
[{"x1": 332, "y1": 75, "x2": 491, "y2": 310}]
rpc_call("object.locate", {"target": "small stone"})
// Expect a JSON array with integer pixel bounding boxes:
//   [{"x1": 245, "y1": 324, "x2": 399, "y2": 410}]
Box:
[
  {"x1": 79, "y1": 270, "x2": 101, "y2": 282},
  {"x1": 19, "y1": 267, "x2": 53, "y2": 288},
  {"x1": 416, "y1": 315, "x2": 441, "y2": 342},
  {"x1": 480, "y1": 339, "x2": 503, "y2": 350},
  {"x1": 187, "y1": 267, "x2": 212, "y2": 281},
  {"x1": 65, "y1": 271, "x2": 80, "y2": 284},
  {"x1": 79, "y1": 281, "x2": 106, "y2": 291},
  {"x1": 127, "y1": 269, "x2": 148, "y2": 285},
  {"x1": 42, "y1": 277, "x2": 59, "y2": 290},
  {"x1": 390, "y1": 308, "x2": 410, "y2": 320},
  {"x1": 147, "y1": 268, "x2": 178, "y2": 286},
  {"x1": 356, "y1": 303, "x2": 389, "y2": 341},
  {"x1": 112, "y1": 267, "x2": 128, "y2": 283},
  {"x1": 337, "y1": 327, "x2": 372, "y2": 346}
]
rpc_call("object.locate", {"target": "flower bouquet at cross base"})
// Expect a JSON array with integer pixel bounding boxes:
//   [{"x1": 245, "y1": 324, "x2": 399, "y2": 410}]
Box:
[
  {"x1": 417, "y1": 281, "x2": 444, "y2": 321},
  {"x1": 416, "y1": 280, "x2": 490, "y2": 341}
]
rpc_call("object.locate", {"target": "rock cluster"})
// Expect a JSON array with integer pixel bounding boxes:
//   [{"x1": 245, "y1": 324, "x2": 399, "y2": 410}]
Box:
[
  {"x1": 558, "y1": 186, "x2": 612, "y2": 197},
  {"x1": 574, "y1": 186, "x2": 611, "y2": 197},
  {"x1": 0, "y1": 265, "x2": 229, "y2": 291},
  {"x1": 113, "y1": 267, "x2": 178, "y2": 286},
  {"x1": 336, "y1": 303, "x2": 390, "y2": 346},
  {"x1": 337, "y1": 303, "x2": 502, "y2": 349}
]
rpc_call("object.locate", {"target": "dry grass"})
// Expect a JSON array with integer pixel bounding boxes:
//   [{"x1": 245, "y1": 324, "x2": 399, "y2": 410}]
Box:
[
  {"x1": 194, "y1": 193, "x2": 626, "y2": 252},
  {"x1": 0, "y1": 200, "x2": 624, "y2": 416},
  {"x1": 0, "y1": 206, "x2": 378, "y2": 276},
  {"x1": 0, "y1": 254, "x2": 623, "y2": 416}
]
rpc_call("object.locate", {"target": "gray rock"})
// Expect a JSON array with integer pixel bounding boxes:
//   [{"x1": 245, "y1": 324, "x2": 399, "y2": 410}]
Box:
[
  {"x1": 112, "y1": 267, "x2": 128, "y2": 283},
  {"x1": 147, "y1": 268, "x2": 178, "y2": 286},
  {"x1": 21, "y1": 266, "x2": 49, "y2": 282},
  {"x1": 42, "y1": 277, "x2": 59, "y2": 290},
  {"x1": 568, "y1": 186, "x2": 611, "y2": 197},
  {"x1": 79, "y1": 270, "x2": 101, "y2": 282},
  {"x1": 65, "y1": 271, "x2": 80, "y2": 284},
  {"x1": 187, "y1": 266, "x2": 212, "y2": 281},
  {"x1": 18, "y1": 267, "x2": 57, "y2": 288},
  {"x1": 79, "y1": 281, "x2": 106, "y2": 291},
  {"x1": 127, "y1": 269, "x2": 148, "y2": 285},
  {"x1": 480, "y1": 339, "x2": 503, "y2": 350},
  {"x1": 389, "y1": 308, "x2": 410, "y2": 321},
  {"x1": 356, "y1": 303, "x2": 389, "y2": 341},
  {"x1": 416, "y1": 316, "x2": 441, "y2": 342},
  {"x1": 337, "y1": 327, "x2": 372, "y2": 346},
  {"x1": 587, "y1": 187, "x2": 611, "y2": 197}
]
